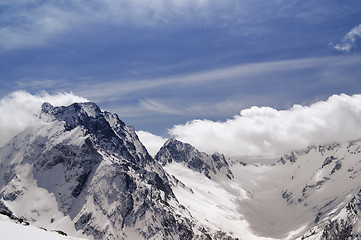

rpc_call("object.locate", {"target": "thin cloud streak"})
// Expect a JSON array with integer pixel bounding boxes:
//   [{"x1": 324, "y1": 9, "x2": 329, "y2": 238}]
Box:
[
  {"x1": 330, "y1": 24, "x2": 361, "y2": 52},
  {"x1": 0, "y1": 3, "x2": 79, "y2": 51},
  {"x1": 77, "y1": 56, "x2": 361, "y2": 102},
  {"x1": 139, "y1": 99, "x2": 182, "y2": 115},
  {"x1": 1, "y1": 0, "x2": 352, "y2": 51},
  {"x1": 0, "y1": 0, "x2": 243, "y2": 50}
]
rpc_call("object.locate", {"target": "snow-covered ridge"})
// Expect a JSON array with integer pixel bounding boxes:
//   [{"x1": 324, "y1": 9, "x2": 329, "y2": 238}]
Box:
[
  {"x1": 155, "y1": 138, "x2": 234, "y2": 179},
  {"x1": 0, "y1": 102, "x2": 214, "y2": 239},
  {"x1": 0, "y1": 212, "x2": 85, "y2": 240},
  {"x1": 40, "y1": 102, "x2": 152, "y2": 166},
  {"x1": 2, "y1": 101, "x2": 361, "y2": 239},
  {"x1": 156, "y1": 137, "x2": 361, "y2": 239},
  {"x1": 276, "y1": 140, "x2": 361, "y2": 239},
  {"x1": 237, "y1": 140, "x2": 361, "y2": 239}
]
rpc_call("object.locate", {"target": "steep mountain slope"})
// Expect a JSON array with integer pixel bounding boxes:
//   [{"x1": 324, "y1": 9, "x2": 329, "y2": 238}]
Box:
[
  {"x1": 156, "y1": 138, "x2": 361, "y2": 239},
  {"x1": 277, "y1": 141, "x2": 361, "y2": 239},
  {"x1": 233, "y1": 140, "x2": 361, "y2": 239},
  {"x1": 155, "y1": 138, "x2": 272, "y2": 239},
  {"x1": 0, "y1": 102, "x2": 210, "y2": 240}
]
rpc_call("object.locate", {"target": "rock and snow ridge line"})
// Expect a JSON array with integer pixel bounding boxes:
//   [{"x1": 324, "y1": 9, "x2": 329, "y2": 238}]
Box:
[
  {"x1": 155, "y1": 138, "x2": 234, "y2": 180},
  {"x1": 1, "y1": 101, "x2": 361, "y2": 239},
  {"x1": 0, "y1": 101, "x2": 239, "y2": 239},
  {"x1": 155, "y1": 138, "x2": 361, "y2": 239}
]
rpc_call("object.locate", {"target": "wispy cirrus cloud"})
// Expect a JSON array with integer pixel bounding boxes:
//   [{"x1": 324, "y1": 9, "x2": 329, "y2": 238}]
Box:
[
  {"x1": 16, "y1": 79, "x2": 64, "y2": 89},
  {"x1": 139, "y1": 99, "x2": 182, "y2": 115},
  {"x1": 1, "y1": 0, "x2": 351, "y2": 51},
  {"x1": 330, "y1": 24, "x2": 361, "y2": 52},
  {"x1": 78, "y1": 56, "x2": 354, "y2": 97},
  {"x1": 76, "y1": 55, "x2": 361, "y2": 112},
  {"x1": 0, "y1": 2, "x2": 78, "y2": 50},
  {"x1": 0, "y1": 0, "x2": 240, "y2": 51}
]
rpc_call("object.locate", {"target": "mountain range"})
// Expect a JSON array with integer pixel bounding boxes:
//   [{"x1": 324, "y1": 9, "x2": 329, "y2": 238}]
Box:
[{"x1": 1, "y1": 101, "x2": 361, "y2": 239}]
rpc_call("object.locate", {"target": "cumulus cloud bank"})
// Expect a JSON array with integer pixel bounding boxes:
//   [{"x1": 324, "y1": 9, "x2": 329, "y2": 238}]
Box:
[
  {"x1": 3, "y1": 91, "x2": 361, "y2": 160},
  {"x1": 0, "y1": 91, "x2": 88, "y2": 147},
  {"x1": 169, "y1": 94, "x2": 361, "y2": 159},
  {"x1": 136, "y1": 130, "x2": 167, "y2": 157},
  {"x1": 331, "y1": 24, "x2": 361, "y2": 52}
]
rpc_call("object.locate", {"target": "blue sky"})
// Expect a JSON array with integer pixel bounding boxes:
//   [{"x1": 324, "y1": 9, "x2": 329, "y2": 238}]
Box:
[{"x1": 1, "y1": 0, "x2": 361, "y2": 137}]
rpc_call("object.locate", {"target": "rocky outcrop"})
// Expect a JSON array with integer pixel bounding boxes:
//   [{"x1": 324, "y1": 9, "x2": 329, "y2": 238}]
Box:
[{"x1": 155, "y1": 138, "x2": 233, "y2": 179}]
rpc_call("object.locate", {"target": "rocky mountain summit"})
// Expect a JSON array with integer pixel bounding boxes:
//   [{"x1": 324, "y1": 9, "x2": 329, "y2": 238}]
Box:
[{"x1": 0, "y1": 102, "x2": 214, "y2": 239}]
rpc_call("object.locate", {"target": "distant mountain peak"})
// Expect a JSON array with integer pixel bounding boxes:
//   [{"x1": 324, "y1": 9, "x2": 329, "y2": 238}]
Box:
[{"x1": 155, "y1": 138, "x2": 234, "y2": 179}]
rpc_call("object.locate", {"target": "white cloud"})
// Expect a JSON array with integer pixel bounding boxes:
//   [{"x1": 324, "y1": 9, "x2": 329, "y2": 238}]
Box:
[
  {"x1": 169, "y1": 94, "x2": 361, "y2": 159},
  {"x1": 0, "y1": 91, "x2": 88, "y2": 147},
  {"x1": 3, "y1": 90, "x2": 361, "y2": 161},
  {"x1": 79, "y1": 56, "x2": 361, "y2": 99},
  {"x1": 136, "y1": 130, "x2": 167, "y2": 157},
  {"x1": 331, "y1": 24, "x2": 361, "y2": 52},
  {"x1": 139, "y1": 99, "x2": 182, "y2": 115},
  {"x1": 74, "y1": 56, "x2": 361, "y2": 120},
  {"x1": 0, "y1": 3, "x2": 78, "y2": 51}
]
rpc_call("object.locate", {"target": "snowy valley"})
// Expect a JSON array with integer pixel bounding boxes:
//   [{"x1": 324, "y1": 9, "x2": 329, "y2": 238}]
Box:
[{"x1": 1, "y1": 101, "x2": 361, "y2": 239}]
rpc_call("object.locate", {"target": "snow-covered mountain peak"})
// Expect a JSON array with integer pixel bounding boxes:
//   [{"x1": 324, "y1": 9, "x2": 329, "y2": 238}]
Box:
[
  {"x1": 40, "y1": 102, "x2": 104, "y2": 131},
  {"x1": 155, "y1": 138, "x2": 234, "y2": 179},
  {"x1": 41, "y1": 101, "x2": 101, "y2": 118},
  {"x1": 1, "y1": 102, "x2": 221, "y2": 239},
  {"x1": 38, "y1": 102, "x2": 153, "y2": 167}
]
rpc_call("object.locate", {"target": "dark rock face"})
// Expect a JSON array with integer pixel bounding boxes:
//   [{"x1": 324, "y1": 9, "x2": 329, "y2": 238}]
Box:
[
  {"x1": 320, "y1": 191, "x2": 361, "y2": 240},
  {"x1": 40, "y1": 102, "x2": 153, "y2": 167},
  {"x1": 321, "y1": 219, "x2": 353, "y2": 240},
  {"x1": 155, "y1": 138, "x2": 234, "y2": 179},
  {"x1": 322, "y1": 156, "x2": 336, "y2": 168},
  {"x1": 0, "y1": 102, "x2": 210, "y2": 240},
  {"x1": 279, "y1": 143, "x2": 343, "y2": 165},
  {"x1": 330, "y1": 160, "x2": 342, "y2": 174}
]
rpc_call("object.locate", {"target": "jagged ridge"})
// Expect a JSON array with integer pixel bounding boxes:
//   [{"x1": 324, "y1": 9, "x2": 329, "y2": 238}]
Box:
[
  {"x1": 0, "y1": 102, "x2": 210, "y2": 240},
  {"x1": 155, "y1": 138, "x2": 234, "y2": 180}
]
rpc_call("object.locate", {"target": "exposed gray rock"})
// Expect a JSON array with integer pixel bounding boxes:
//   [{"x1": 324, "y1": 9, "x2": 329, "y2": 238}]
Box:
[
  {"x1": 155, "y1": 138, "x2": 233, "y2": 179},
  {"x1": 0, "y1": 102, "x2": 211, "y2": 240}
]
